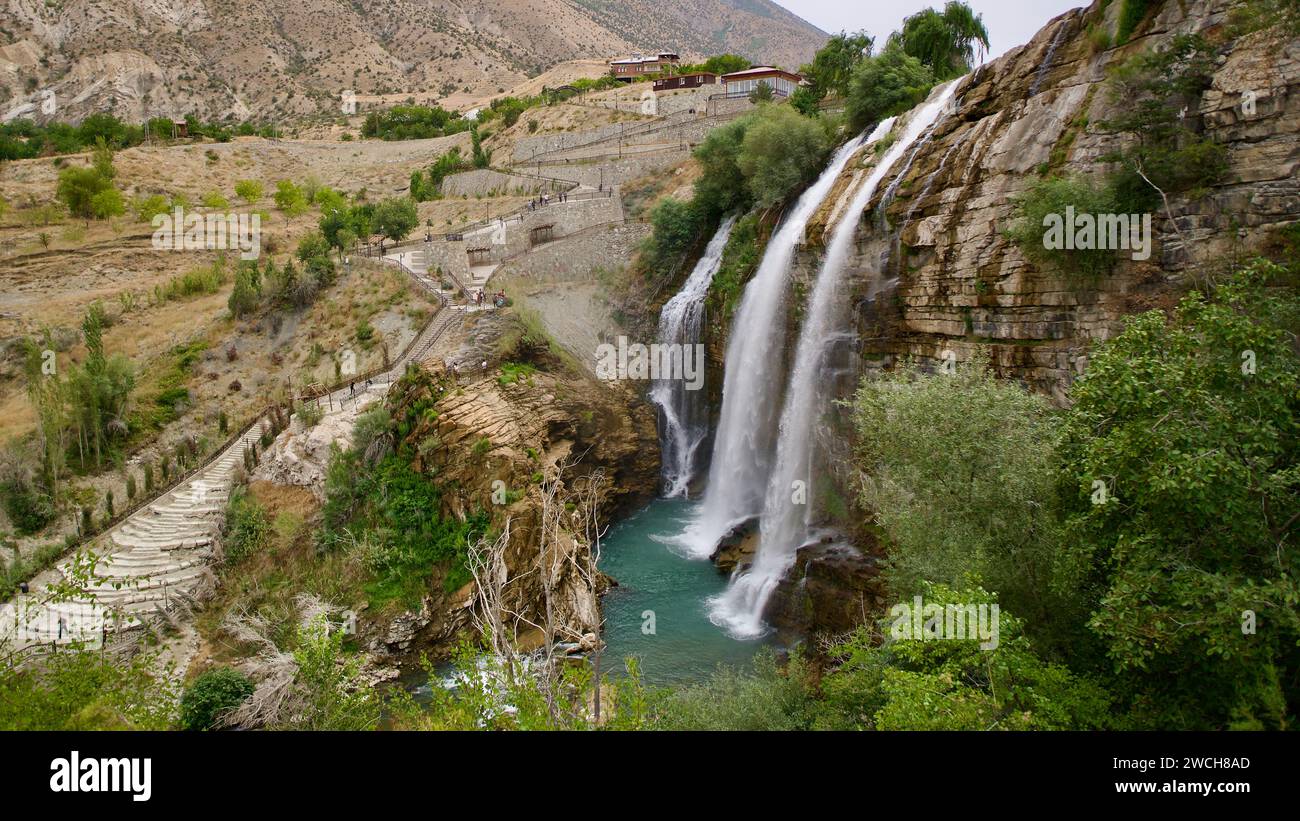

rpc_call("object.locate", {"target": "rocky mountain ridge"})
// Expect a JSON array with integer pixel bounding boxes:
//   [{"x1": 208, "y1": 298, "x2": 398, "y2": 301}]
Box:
[{"x1": 0, "y1": 0, "x2": 826, "y2": 124}]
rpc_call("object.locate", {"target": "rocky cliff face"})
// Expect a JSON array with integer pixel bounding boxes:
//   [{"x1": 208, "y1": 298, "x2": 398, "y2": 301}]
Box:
[
  {"x1": 802, "y1": 0, "x2": 1298, "y2": 404},
  {"x1": 361, "y1": 317, "x2": 659, "y2": 664}
]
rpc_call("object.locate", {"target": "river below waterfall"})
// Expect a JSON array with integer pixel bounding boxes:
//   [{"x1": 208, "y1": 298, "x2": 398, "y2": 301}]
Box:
[{"x1": 599, "y1": 497, "x2": 766, "y2": 686}]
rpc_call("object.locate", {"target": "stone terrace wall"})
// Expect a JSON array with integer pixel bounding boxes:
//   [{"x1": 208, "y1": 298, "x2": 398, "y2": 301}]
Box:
[
  {"x1": 463, "y1": 195, "x2": 626, "y2": 262},
  {"x1": 419, "y1": 239, "x2": 473, "y2": 288},
  {"x1": 493, "y1": 221, "x2": 651, "y2": 282},
  {"x1": 520, "y1": 147, "x2": 693, "y2": 189},
  {"x1": 441, "y1": 169, "x2": 568, "y2": 198}
]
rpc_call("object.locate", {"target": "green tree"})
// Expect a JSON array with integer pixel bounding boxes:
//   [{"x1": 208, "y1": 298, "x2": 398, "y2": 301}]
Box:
[
  {"x1": 701, "y1": 54, "x2": 752, "y2": 75},
  {"x1": 692, "y1": 117, "x2": 751, "y2": 219},
  {"x1": 846, "y1": 42, "x2": 936, "y2": 132},
  {"x1": 1098, "y1": 35, "x2": 1227, "y2": 213},
  {"x1": 63, "y1": 302, "x2": 134, "y2": 470},
  {"x1": 228, "y1": 261, "x2": 263, "y2": 318},
  {"x1": 800, "y1": 31, "x2": 875, "y2": 102},
  {"x1": 893, "y1": 1, "x2": 990, "y2": 80},
  {"x1": 748, "y1": 80, "x2": 775, "y2": 103},
  {"x1": 372, "y1": 197, "x2": 418, "y2": 243},
  {"x1": 273, "y1": 180, "x2": 309, "y2": 216},
  {"x1": 55, "y1": 166, "x2": 114, "y2": 220},
  {"x1": 1058, "y1": 263, "x2": 1300, "y2": 729},
  {"x1": 470, "y1": 127, "x2": 491, "y2": 169}
]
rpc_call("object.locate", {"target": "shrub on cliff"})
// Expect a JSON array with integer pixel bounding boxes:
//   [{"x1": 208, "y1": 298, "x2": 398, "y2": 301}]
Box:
[{"x1": 1005, "y1": 174, "x2": 1121, "y2": 278}]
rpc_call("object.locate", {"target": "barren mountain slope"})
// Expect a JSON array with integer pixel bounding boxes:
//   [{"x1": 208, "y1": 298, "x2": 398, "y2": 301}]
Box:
[{"x1": 0, "y1": 0, "x2": 826, "y2": 124}]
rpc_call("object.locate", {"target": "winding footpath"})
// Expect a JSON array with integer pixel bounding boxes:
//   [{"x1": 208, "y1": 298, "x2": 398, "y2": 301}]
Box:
[{"x1": 0, "y1": 304, "x2": 462, "y2": 659}]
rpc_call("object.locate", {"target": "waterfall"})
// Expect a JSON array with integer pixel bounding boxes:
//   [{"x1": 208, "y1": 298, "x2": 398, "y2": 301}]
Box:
[
  {"x1": 883, "y1": 127, "x2": 973, "y2": 276},
  {"x1": 710, "y1": 80, "x2": 964, "y2": 638},
  {"x1": 669, "y1": 134, "x2": 869, "y2": 559},
  {"x1": 651, "y1": 214, "x2": 738, "y2": 498},
  {"x1": 1029, "y1": 21, "x2": 1069, "y2": 97}
]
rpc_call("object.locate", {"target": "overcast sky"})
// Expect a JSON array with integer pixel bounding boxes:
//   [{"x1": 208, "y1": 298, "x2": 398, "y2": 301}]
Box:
[{"x1": 772, "y1": 0, "x2": 1088, "y2": 62}]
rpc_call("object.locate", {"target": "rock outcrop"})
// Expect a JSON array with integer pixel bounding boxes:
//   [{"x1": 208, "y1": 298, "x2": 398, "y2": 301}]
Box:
[
  {"x1": 763, "y1": 539, "x2": 888, "y2": 641},
  {"x1": 360, "y1": 326, "x2": 659, "y2": 664}
]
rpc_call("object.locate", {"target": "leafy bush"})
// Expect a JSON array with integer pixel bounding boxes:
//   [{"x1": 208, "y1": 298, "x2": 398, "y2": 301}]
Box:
[
  {"x1": 223, "y1": 488, "x2": 271, "y2": 564},
  {"x1": 179, "y1": 668, "x2": 254, "y2": 730},
  {"x1": 817, "y1": 585, "x2": 1112, "y2": 730},
  {"x1": 134, "y1": 194, "x2": 170, "y2": 223},
  {"x1": 736, "y1": 105, "x2": 830, "y2": 208},
  {"x1": 283, "y1": 621, "x2": 380, "y2": 730},
  {"x1": 0, "y1": 477, "x2": 55, "y2": 534},
  {"x1": 0, "y1": 647, "x2": 178, "y2": 730},
  {"x1": 234, "y1": 180, "x2": 264, "y2": 203},
  {"x1": 228, "y1": 260, "x2": 263, "y2": 317},
  {"x1": 652, "y1": 649, "x2": 816, "y2": 730},
  {"x1": 851, "y1": 354, "x2": 1082, "y2": 647},
  {"x1": 1005, "y1": 175, "x2": 1121, "y2": 277},
  {"x1": 642, "y1": 198, "x2": 706, "y2": 277},
  {"x1": 1058, "y1": 263, "x2": 1300, "y2": 729}
]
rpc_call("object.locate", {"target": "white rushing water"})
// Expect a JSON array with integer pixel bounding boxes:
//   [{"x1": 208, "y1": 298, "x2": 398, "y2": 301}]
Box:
[
  {"x1": 710, "y1": 80, "x2": 964, "y2": 638},
  {"x1": 668, "y1": 134, "x2": 869, "y2": 559},
  {"x1": 651, "y1": 214, "x2": 738, "y2": 498}
]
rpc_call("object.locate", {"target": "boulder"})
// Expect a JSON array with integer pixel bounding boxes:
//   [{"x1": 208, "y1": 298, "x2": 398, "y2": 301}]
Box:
[
  {"x1": 709, "y1": 516, "x2": 760, "y2": 574},
  {"x1": 763, "y1": 539, "x2": 887, "y2": 640}
]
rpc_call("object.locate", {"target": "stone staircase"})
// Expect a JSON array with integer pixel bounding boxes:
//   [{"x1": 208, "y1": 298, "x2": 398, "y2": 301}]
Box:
[{"x1": 2, "y1": 422, "x2": 267, "y2": 649}]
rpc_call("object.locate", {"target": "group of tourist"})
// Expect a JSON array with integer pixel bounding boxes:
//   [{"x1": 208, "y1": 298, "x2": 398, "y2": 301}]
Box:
[
  {"x1": 473, "y1": 289, "x2": 506, "y2": 308},
  {"x1": 527, "y1": 190, "x2": 570, "y2": 211}
]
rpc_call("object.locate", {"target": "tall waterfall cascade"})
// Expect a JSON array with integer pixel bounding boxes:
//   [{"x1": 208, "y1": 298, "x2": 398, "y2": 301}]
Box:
[
  {"x1": 666, "y1": 134, "x2": 869, "y2": 560},
  {"x1": 709, "y1": 79, "x2": 966, "y2": 638},
  {"x1": 651, "y1": 214, "x2": 738, "y2": 498}
]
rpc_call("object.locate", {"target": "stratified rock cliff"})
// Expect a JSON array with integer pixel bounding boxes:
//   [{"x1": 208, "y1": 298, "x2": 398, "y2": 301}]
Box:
[{"x1": 811, "y1": 0, "x2": 1298, "y2": 404}]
